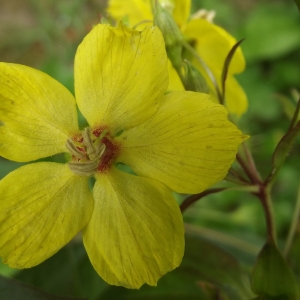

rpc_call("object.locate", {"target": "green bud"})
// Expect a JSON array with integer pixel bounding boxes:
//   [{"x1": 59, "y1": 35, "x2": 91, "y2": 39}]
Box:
[
  {"x1": 153, "y1": 2, "x2": 183, "y2": 69},
  {"x1": 251, "y1": 239, "x2": 299, "y2": 299},
  {"x1": 184, "y1": 60, "x2": 209, "y2": 93}
]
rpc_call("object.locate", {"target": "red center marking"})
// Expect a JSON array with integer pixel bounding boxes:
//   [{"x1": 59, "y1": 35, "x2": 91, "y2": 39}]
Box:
[{"x1": 93, "y1": 127, "x2": 120, "y2": 173}]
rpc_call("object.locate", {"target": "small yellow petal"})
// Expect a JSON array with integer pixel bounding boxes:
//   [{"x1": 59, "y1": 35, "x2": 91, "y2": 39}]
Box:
[
  {"x1": 0, "y1": 163, "x2": 93, "y2": 268},
  {"x1": 83, "y1": 167, "x2": 184, "y2": 289},
  {"x1": 183, "y1": 19, "x2": 248, "y2": 116},
  {"x1": 75, "y1": 23, "x2": 168, "y2": 134},
  {"x1": 184, "y1": 18, "x2": 245, "y2": 75},
  {"x1": 222, "y1": 76, "x2": 248, "y2": 117},
  {"x1": 118, "y1": 91, "x2": 247, "y2": 194},
  {"x1": 167, "y1": 59, "x2": 184, "y2": 91},
  {"x1": 172, "y1": 0, "x2": 191, "y2": 29},
  {"x1": 0, "y1": 63, "x2": 78, "y2": 162},
  {"x1": 200, "y1": 70, "x2": 248, "y2": 116},
  {"x1": 107, "y1": 0, "x2": 152, "y2": 29}
]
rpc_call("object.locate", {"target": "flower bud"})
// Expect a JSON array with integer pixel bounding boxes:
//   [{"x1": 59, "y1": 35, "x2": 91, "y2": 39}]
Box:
[
  {"x1": 153, "y1": 2, "x2": 183, "y2": 69},
  {"x1": 184, "y1": 60, "x2": 209, "y2": 93}
]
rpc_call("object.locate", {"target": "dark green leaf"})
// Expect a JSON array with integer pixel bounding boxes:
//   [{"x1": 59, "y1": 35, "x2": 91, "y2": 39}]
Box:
[
  {"x1": 268, "y1": 121, "x2": 300, "y2": 182},
  {"x1": 251, "y1": 240, "x2": 299, "y2": 299},
  {"x1": 14, "y1": 243, "x2": 108, "y2": 300},
  {"x1": 0, "y1": 275, "x2": 83, "y2": 300}
]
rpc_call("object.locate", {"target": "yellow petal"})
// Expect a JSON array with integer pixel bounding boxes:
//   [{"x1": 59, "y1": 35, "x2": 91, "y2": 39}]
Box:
[
  {"x1": 0, "y1": 163, "x2": 93, "y2": 268},
  {"x1": 200, "y1": 70, "x2": 248, "y2": 116},
  {"x1": 83, "y1": 167, "x2": 184, "y2": 289},
  {"x1": 184, "y1": 19, "x2": 245, "y2": 75},
  {"x1": 75, "y1": 23, "x2": 168, "y2": 134},
  {"x1": 221, "y1": 76, "x2": 248, "y2": 117},
  {"x1": 172, "y1": 0, "x2": 191, "y2": 29},
  {"x1": 118, "y1": 91, "x2": 247, "y2": 194},
  {"x1": 167, "y1": 59, "x2": 184, "y2": 91},
  {"x1": 107, "y1": 0, "x2": 152, "y2": 29},
  {"x1": 0, "y1": 63, "x2": 78, "y2": 162},
  {"x1": 183, "y1": 19, "x2": 248, "y2": 116}
]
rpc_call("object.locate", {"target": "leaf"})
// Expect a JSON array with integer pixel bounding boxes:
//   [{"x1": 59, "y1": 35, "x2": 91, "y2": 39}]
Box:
[
  {"x1": 251, "y1": 240, "x2": 299, "y2": 299},
  {"x1": 268, "y1": 120, "x2": 300, "y2": 182},
  {"x1": 14, "y1": 242, "x2": 108, "y2": 300},
  {"x1": 0, "y1": 275, "x2": 83, "y2": 300}
]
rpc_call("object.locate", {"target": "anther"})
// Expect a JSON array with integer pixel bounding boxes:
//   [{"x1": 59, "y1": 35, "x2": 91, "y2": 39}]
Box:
[{"x1": 65, "y1": 139, "x2": 85, "y2": 159}]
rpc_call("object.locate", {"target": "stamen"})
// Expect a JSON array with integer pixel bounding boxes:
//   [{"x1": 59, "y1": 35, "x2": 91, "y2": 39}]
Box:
[
  {"x1": 89, "y1": 143, "x2": 106, "y2": 161},
  {"x1": 68, "y1": 162, "x2": 99, "y2": 176},
  {"x1": 82, "y1": 127, "x2": 96, "y2": 157},
  {"x1": 66, "y1": 127, "x2": 110, "y2": 176},
  {"x1": 65, "y1": 139, "x2": 85, "y2": 159}
]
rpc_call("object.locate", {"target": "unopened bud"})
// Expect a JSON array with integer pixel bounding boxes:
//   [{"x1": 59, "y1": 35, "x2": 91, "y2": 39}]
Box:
[
  {"x1": 184, "y1": 60, "x2": 209, "y2": 93},
  {"x1": 153, "y1": 2, "x2": 183, "y2": 69}
]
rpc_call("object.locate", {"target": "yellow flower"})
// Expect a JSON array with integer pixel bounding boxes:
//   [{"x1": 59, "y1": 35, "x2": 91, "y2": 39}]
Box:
[
  {"x1": 107, "y1": 0, "x2": 248, "y2": 116},
  {"x1": 0, "y1": 23, "x2": 246, "y2": 289}
]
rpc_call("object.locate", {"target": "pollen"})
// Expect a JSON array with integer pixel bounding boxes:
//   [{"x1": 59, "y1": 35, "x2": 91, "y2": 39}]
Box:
[{"x1": 66, "y1": 127, "x2": 119, "y2": 176}]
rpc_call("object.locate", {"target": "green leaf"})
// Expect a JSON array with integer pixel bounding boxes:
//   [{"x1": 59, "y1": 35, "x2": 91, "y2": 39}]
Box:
[
  {"x1": 268, "y1": 121, "x2": 300, "y2": 183},
  {"x1": 251, "y1": 240, "x2": 299, "y2": 299},
  {"x1": 0, "y1": 275, "x2": 83, "y2": 300},
  {"x1": 14, "y1": 243, "x2": 108, "y2": 300}
]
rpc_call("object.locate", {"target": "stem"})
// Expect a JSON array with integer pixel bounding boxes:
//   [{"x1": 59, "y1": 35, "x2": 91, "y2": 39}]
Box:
[
  {"x1": 225, "y1": 168, "x2": 250, "y2": 185},
  {"x1": 258, "y1": 186, "x2": 277, "y2": 245},
  {"x1": 180, "y1": 187, "x2": 225, "y2": 213},
  {"x1": 236, "y1": 153, "x2": 261, "y2": 184},
  {"x1": 181, "y1": 185, "x2": 259, "y2": 213},
  {"x1": 283, "y1": 184, "x2": 300, "y2": 257},
  {"x1": 242, "y1": 142, "x2": 262, "y2": 183}
]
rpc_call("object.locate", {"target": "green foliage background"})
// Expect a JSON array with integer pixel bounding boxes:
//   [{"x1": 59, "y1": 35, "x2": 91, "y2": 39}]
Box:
[{"x1": 0, "y1": 0, "x2": 300, "y2": 299}]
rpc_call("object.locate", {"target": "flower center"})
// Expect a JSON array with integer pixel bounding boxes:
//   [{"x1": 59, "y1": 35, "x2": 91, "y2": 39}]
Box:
[{"x1": 66, "y1": 127, "x2": 119, "y2": 176}]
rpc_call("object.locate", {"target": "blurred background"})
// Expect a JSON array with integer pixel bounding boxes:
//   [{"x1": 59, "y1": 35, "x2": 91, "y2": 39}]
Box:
[{"x1": 1, "y1": 0, "x2": 300, "y2": 299}]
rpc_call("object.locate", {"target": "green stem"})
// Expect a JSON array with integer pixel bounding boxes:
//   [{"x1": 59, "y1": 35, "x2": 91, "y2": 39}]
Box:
[
  {"x1": 181, "y1": 185, "x2": 259, "y2": 213},
  {"x1": 180, "y1": 187, "x2": 225, "y2": 213},
  {"x1": 226, "y1": 168, "x2": 251, "y2": 185},
  {"x1": 258, "y1": 186, "x2": 277, "y2": 245},
  {"x1": 283, "y1": 184, "x2": 300, "y2": 257},
  {"x1": 242, "y1": 142, "x2": 262, "y2": 183},
  {"x1": 236, "y1": 153, "x2": 261, "y2": 184}
]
